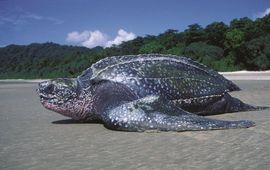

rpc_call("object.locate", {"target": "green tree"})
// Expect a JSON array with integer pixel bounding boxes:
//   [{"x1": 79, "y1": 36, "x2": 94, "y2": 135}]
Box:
[
  {"x1": 183, "y1": 42, "x2": 224, "y2": 69},
  {"x1": 184, "y1": 24, "x2": 206, "y2": 44},
  {"x1": 119, "y1": 37, "x2": 145, "y2": 55},
  {"x1": 139, "y1": 41, "x2": 165, "y2": 53},
  {"x1": 158, "y1": 29, "x2": 179, "y2": 49},
  {"x1": 224, "y1": 29, "x2": 245, "y2": 49},
  {"x1": 212, "y1": 54, "x2": 241, "y2": 71},
  {"x1": 255, "y1": 14, "x2": 270, "y2": 35},
  {"x1": 166, "y1": 43, "x2": 185, "y2": 56},
  {"x1": 230, "y1": 17, "x2": 258, "y2": 40},
  {"x1": 243, "y1": 35, "x2": 270, "y2": 70},
  {"x1": 205, "y1": 22, "x2": 228, "y2": 47}
]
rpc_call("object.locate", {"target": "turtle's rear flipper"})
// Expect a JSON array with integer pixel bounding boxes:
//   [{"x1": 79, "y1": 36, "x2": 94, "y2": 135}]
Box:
[
  {"x1": 197, "y1": 93, "x2": 269, "y2": 116},
  {"x1": 102, "y1": 95, "x2": 255, "y2": 132}
]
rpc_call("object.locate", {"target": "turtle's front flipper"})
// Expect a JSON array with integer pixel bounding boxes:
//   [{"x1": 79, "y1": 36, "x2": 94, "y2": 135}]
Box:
[{"x1": 102, "y1": 96, "x2": 255, "y2": 132}]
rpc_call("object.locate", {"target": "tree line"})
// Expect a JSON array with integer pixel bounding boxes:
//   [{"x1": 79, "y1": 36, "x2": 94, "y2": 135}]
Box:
[{"x1": 0, "y1": 14, "x2": 269, "y2": 79}]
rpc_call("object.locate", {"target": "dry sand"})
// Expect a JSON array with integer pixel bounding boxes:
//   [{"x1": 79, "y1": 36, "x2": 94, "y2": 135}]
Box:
[{"x1": 1, "y1": 74, "x2": 270, "y2": 170}]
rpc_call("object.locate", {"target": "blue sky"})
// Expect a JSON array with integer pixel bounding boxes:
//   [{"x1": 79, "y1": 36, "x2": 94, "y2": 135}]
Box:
[{"x1": 1, "y1": 0, "x2": 270, "y2": 48}]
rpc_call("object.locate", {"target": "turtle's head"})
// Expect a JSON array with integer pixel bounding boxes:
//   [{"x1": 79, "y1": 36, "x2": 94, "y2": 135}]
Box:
[{"x1": 37, "y1": 78, "x2": 94, "y2": 120}]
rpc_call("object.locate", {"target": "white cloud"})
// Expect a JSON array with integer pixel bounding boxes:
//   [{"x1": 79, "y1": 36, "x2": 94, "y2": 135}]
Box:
[
  {"x1": 105, "y1": 29, "x2": 136, "y2": 47},
  {"x1": 81, "y1": 30, "x2": 108, "y2": 48},
  {"x1": 66, "y1": 29, "x2": 136, "y2": 48},
  {"x1": 253, "y1": 8, "x2": 270, "y2": 19},
  {"x1": 66, "y1": 31, "x2": 91, "y2": 43}
]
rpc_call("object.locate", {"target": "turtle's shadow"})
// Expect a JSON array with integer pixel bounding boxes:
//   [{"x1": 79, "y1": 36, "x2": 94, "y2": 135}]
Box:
[{"x1": 52, "y1": 119, "x2": 102, "y2": 124}]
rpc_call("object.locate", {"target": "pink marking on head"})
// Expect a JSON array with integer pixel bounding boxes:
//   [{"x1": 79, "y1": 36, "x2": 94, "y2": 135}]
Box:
[{"x1": 43, "y1": 102, "x2": 72, "y2": 118}]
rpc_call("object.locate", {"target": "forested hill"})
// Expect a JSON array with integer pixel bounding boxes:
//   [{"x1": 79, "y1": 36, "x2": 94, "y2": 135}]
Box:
[
  {"x1": 1, "y1": 14, "x2": 270, "y2": 79},
  {"x1": 0, "y1": 43, "x2": 100, "y2": 78}
]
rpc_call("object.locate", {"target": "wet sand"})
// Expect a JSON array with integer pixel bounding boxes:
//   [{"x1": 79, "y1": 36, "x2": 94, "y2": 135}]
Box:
[{"x1": 1, "y1": 79, "x2": 270, "y2": 170}]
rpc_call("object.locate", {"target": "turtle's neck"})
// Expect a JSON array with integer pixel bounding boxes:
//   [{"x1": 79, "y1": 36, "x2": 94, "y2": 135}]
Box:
[{"x1": 89, "y1": 80, "x2": 138, "y2": 120}]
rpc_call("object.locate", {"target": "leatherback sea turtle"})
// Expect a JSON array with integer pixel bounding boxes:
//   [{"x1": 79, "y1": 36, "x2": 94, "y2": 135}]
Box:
[{"x1": 37, "y1": 54, "x2": 267, "y2": 132}]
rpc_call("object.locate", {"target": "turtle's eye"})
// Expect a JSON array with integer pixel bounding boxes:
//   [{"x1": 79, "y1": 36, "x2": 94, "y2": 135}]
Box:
[{"x1": 45, "y1": 84, "x2": 55, "y2": 94}]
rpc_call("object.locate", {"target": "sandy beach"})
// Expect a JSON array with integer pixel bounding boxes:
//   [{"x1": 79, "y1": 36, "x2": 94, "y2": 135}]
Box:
[{"x1": 1, "y1": 73, "x2": 270, "y2": 170}]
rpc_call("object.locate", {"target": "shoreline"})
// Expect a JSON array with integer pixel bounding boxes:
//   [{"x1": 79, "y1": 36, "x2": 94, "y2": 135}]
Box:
[
  {"x1": 220, "y1": 70, "x2": 270, "y2": 80},
  {"x1": 0, "y1": 79, "x2": 48, "y2": 83},
  {"x1": 219, "y1": 70, "x2": 270, "y2": 74}
]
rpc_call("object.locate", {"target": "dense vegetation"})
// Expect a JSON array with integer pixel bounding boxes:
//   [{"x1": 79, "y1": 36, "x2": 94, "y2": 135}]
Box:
[{"x1": 1, "y1": 14, "x2": 270, "y2": 79}]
